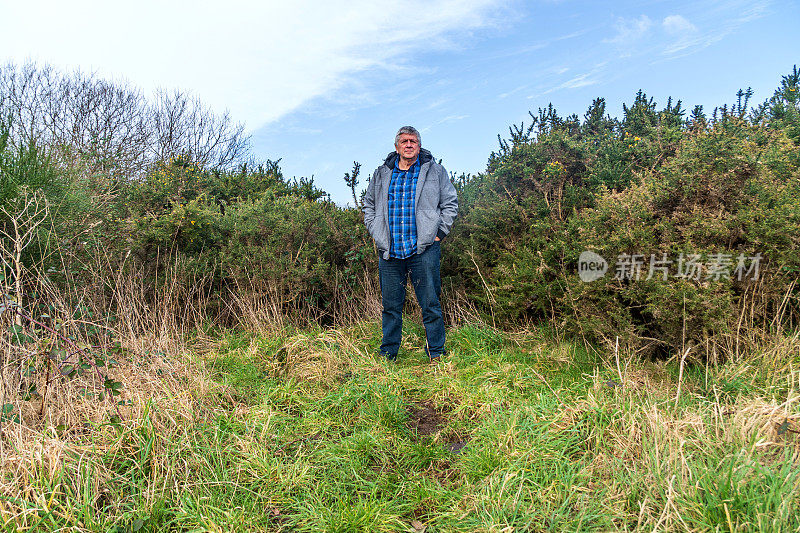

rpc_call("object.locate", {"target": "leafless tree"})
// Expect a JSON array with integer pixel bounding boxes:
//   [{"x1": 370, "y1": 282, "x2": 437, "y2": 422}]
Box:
[
  {"x1": 0, "y1": 61, "x2": 250, "y2": 178},
  {"x1": 149, "y1": 88, "x2": 248, "y2": 169},
  {"x1": 0, "y1": 187, "x2": 49, "y2": 326}
]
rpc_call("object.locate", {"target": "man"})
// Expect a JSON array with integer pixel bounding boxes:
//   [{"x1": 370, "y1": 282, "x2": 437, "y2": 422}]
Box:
[{"x1": 363, "y1": 126, "x2": 459, "y2": 363}]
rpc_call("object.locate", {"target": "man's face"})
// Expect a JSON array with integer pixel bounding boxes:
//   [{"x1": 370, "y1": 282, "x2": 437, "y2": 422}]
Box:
[{"x1": 395, "y1": 133, "x2": 420, "y2": 161}]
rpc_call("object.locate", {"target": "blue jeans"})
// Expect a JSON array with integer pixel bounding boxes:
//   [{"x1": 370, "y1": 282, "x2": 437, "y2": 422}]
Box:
[{"x1": 379, "y1": 241, "x2": 445, "y2": 360}]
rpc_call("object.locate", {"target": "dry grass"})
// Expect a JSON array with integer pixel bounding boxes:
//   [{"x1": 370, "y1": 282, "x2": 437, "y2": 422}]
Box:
[
  {"x1": 1, "y1": 259, "x2": 798, "y2": 530},
  {"x1": 0, "y1": 259, "x2": 221, "y2": 527}
]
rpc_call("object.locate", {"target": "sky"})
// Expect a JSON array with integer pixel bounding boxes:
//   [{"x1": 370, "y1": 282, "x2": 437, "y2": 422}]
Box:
[{"x1": 1, "y1": 0, "x2": 798, "y2": 205}]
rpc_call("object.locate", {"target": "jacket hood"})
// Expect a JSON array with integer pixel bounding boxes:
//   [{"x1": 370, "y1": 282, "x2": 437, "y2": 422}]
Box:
[{"x1": 383, "y1": 147, "x2": 433, "y2": 169}]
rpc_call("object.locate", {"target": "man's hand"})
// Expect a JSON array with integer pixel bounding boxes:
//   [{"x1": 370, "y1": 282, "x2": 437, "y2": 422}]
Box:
[{"x1": 435, "y1": 237, "x2": 440, "y2": 241}]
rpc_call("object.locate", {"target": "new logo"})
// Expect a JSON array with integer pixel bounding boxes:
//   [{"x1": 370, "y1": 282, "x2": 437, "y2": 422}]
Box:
[{"x1": 578, "y1": 251, "x2": 608, "y2": 282}]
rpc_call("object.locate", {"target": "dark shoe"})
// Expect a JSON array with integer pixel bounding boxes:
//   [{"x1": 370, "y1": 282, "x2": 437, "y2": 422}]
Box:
[
  {"x1": 427, "y1": 348, "x2": 446, "y2": 364},
  {"x1": 380, "y1": 351, "x2": 397, "y2": 362}
]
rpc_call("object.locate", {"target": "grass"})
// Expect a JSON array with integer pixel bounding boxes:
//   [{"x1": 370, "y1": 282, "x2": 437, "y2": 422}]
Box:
[{"x1": 2, "y1": 321, "x2": 800, "y2": 532}]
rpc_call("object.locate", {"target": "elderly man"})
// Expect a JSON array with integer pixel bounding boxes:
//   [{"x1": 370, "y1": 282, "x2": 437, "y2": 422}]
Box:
[{"x1": 363, "y1": 126, "x2": 459, "y2": 363}]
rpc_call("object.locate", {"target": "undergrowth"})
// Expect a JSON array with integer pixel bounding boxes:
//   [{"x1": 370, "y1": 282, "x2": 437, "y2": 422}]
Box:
[{"x1": 1, "y1": 321, "x2": 798, "y2": 532}]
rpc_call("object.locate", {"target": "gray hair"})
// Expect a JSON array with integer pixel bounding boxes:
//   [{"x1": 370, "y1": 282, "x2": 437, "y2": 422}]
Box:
[{"x1": 394, "y1": 126, "x2": 421, "y2": 147}]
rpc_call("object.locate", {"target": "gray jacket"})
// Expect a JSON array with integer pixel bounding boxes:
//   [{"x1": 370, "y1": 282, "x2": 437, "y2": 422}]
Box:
[{"x1": 363, "y1": 148, "x2": 459, "y2": 260}]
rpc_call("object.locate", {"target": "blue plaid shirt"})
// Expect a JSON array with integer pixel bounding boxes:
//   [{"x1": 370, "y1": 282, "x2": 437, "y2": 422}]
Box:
[{"x1": 388, "y1": 157, "x2": 420, "y2": 259}]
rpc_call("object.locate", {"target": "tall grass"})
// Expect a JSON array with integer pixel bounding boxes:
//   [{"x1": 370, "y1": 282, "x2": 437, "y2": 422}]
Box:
[
  {"x1": 1, "y1": 269, "x2": 798, "y2": 531},
  {"x1": 0, "y1": 195, "x2": 797, "y2": 531},
  {"x1": 2, "y1": 61, "x2": 799, "y2": 531}
]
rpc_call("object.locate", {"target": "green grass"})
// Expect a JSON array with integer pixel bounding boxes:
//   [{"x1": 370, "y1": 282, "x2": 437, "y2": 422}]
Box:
[{"x1": 4, "y1": 322, "x2": 800, "y2": 532}]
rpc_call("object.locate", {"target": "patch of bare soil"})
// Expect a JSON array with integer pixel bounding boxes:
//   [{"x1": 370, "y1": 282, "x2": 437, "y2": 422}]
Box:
[
  {"x1": 407, "y1": 401, "x2": 445, "y2": 437},
  {"x1": 446, "y1": 440, "x2": 467, "y2": 454},
  {"x1": 407, "y1": 401, "x2": 470, "y2": 457}
]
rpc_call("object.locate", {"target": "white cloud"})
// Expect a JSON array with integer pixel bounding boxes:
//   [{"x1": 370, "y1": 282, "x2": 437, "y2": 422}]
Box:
[
  {"x1": 498, "y1": 84, "x2": 528, "y2": 99},
  {"x1": 662, "y1": 14, "x2": 698, "y2": 34},
  {"x1": 658, "y1": 1, "x2": 769, "y2": 57},
  {"x1": 560, "y1": 73, "x2": 598, "y2": 89},
  {"x1": 529, "y1": 68, "x2": 602, "y2": 99},
  {"x1": 604, "y1": 15, "x2": 653, "y2": 46},
  {"x1": 438, "y1": 114, "x2": 469, "y2": 124},
  {"x1": 0, "y1": 0, "x2": 507, "y2": 129},
  {"x1": 661, "y1": 14, "x2": 699, "y2": 54},
  {"x1": 420, "y1": 114, "x2": 469, "y2": 131}
]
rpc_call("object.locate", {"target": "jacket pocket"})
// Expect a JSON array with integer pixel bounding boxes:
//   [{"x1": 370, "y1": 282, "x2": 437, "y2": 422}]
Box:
[
  {"x1": 372, "y1": 219, "x2": 390, "y2": 253},
  {"x1": 417, "y1": 209, "x2": 440, "y2": 246}
]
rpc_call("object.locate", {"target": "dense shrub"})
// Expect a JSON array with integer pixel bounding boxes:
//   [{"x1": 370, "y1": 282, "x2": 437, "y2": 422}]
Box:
[
  {"x1": 447, "y1": 68, "x2": 800, "y2": 355},
  {"x1": 2, "y1": 61, "x2": 798, "y2": 355},
  {"x1": 116, "y1": 158, "x2": 373, "y2": 323}
]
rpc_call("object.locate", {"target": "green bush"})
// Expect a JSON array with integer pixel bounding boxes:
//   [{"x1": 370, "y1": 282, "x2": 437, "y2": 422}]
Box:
[
  {"x1": 4, "y1": 62, "x2": 799, "y2": 354},
  {"x1": 117, "y1": 157, "x2": 374, "y2": 323},
  {"x1": 445, "y1": 70, "x2": 800, "y2": 355}
]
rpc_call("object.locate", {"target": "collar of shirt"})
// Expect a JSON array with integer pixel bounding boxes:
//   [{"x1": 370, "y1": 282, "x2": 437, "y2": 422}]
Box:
[{"x1": 394, "y1": 157, "x2": 420, "y2": 174}]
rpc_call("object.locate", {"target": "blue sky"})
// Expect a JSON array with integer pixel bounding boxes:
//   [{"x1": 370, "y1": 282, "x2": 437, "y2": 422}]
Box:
[{"x1": 2, "y1": 0, "x2": 798, "y2": 205}]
